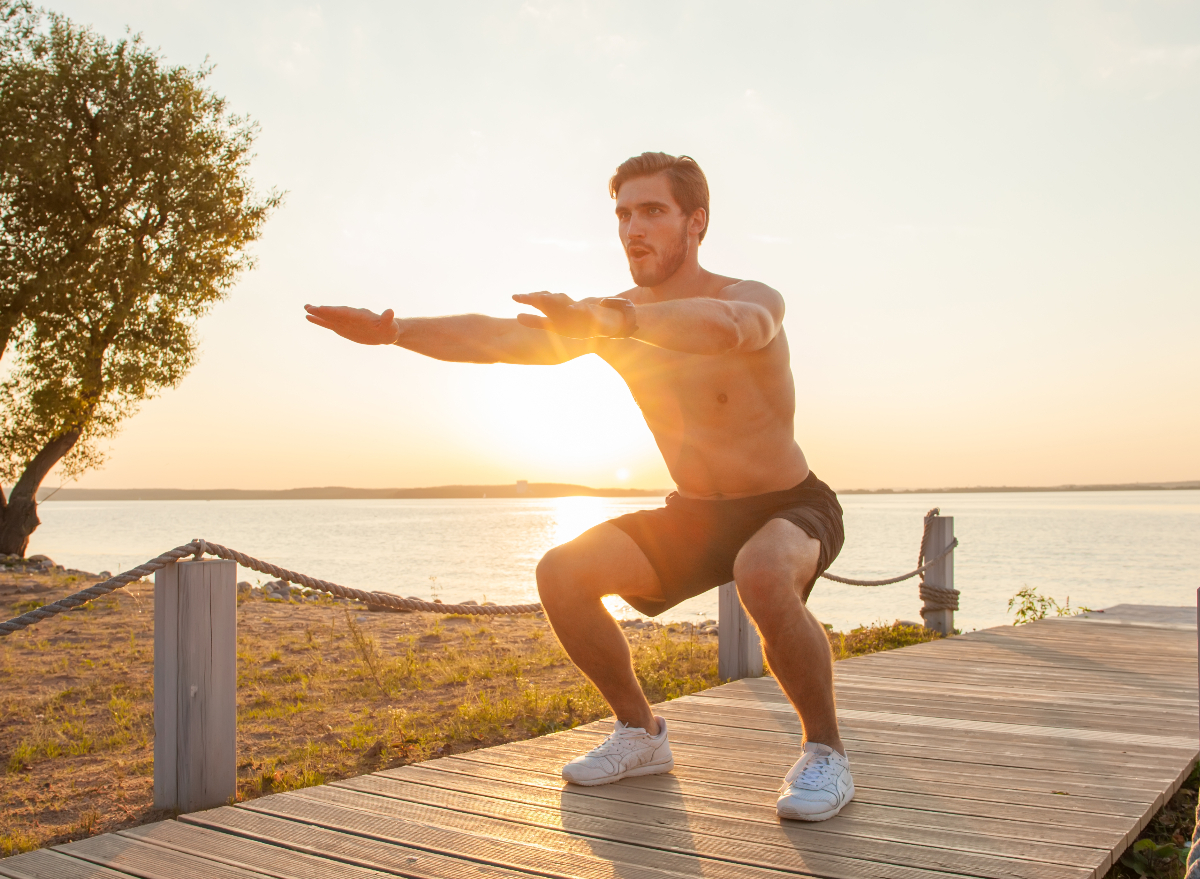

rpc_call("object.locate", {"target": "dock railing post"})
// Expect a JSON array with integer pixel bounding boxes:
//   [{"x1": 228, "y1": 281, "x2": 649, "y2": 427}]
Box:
[
  {"x1": 921, "y1": 515, "x2": 955, "y2": 636},
  {"x1": 718, "y1": 582, "x2": 764, "y2": 680},
  {"x1": 154, "y1": 557, "x2": 237, "y2": 812}
]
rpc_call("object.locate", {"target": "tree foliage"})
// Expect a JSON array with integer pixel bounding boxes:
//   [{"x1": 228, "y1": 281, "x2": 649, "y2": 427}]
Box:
[{"x1": 0, "y1": 2, "x2": 280, "y2": 553}]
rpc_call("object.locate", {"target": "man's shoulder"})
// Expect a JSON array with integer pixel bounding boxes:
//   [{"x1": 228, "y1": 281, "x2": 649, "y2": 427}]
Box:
[{"x1": 717, "y1": 278, "x2": 782, "y2": 300}]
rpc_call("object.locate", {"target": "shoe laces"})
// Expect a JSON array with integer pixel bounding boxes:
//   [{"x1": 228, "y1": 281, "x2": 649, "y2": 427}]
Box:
[
  {"x1": 586, "y1": 722, "x2": 644, "y2": 758},
  {"x1": 780, "y1": 750, "x2": 836, "y2": 793}
]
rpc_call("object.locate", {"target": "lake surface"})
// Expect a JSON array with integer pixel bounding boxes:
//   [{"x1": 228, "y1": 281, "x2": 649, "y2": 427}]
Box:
[{"x1": 27, "y1": 490, "x2": 1200, "y2": 632}]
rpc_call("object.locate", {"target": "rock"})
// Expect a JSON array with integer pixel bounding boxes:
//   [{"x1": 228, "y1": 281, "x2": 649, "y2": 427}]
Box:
[
  {"x1": 236, "y1": 581, "x2": 253, "y2": 594},
  {"x1": 621, "y1": 619, "x2": 645, "y2": 629},
  {"x1": 459, "y1": 599, "x2": 478, "y2": 606},
  {"x1": 700, "y1": 625, "x2": 719, "y2": 635},
  {"x1": 250, "y1": 586, "x2": 263, "y2": 597},
  {"x1": 97, "y1": 571, "x2": 112, "y2": 580},
  {"x1": 700, "y1": 619, "x2": 716, "y2": 627},
  {"x1": 27, "y1": 554, "x2": 53, "y2": 565}
]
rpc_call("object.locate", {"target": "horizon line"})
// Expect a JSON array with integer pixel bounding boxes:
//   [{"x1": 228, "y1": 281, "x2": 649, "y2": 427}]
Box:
[{"x1": 22, "y1": 478, "x2": 1200, "y2": 501}]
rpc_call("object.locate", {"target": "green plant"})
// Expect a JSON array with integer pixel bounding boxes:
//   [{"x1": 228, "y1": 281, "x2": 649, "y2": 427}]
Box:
[
  {"x1": 1007, "y1": 586, "x2": 1093, "y2": 625},
  {"x1": 1119, "y1": 838, "x2": 1191, "y2": 877}
]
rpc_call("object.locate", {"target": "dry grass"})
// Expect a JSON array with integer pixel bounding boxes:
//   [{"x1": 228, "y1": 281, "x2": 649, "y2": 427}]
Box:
[{"x1": 1, "y1": 569, "x2": 936, "y2": 857}]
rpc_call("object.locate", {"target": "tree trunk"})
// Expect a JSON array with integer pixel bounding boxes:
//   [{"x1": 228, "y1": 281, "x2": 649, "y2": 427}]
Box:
[{"x1": 0, "y1": 428, "x2": 82, "y2": 557}]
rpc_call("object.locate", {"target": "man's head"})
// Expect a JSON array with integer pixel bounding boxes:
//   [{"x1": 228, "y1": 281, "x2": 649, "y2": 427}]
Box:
[{"x1": 609, "y1": 152, "x2": 709, "y2": 287}]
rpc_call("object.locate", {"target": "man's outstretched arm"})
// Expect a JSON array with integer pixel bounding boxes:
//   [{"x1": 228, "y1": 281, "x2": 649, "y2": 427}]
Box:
[
  {"x1": 514, "y1": 280, "x2": 785, "y2": 356},
  {"x1": 304, "y1": 305, "x2": 596, "y2": 365}
]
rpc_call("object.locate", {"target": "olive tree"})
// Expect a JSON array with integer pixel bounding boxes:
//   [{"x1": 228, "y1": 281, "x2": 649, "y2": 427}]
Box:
[{"x1": 0, "y1": 4, "x2": 280, "y2": 554}]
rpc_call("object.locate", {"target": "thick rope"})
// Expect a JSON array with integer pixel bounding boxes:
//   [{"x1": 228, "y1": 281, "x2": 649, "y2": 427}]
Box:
[
  {"x1": 819, "y1": 507, "x2": 961, "y2": 616},
  {"x1": 0, "y1": 542, "x2": 201, "y2": 637},
  {"x1": 820, "y1": 539, "x2": 958, "y2": 587},
  {"x1": 2, "y1": 511, "x2": 961, "y2": 636},
  {"x1": 0, "y1": 539, "x2": 541, "y2": 638}
]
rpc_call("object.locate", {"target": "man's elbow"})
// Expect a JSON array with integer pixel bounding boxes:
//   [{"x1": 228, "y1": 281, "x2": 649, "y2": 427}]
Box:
[{"x1": 725, "y1": 320, "x2": 777, "y2": 354}]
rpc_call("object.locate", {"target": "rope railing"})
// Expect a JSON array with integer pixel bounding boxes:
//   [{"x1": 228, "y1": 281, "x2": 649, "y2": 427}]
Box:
[{"x1": 0, "y1": 510, "x2": 959, "y2": 637}]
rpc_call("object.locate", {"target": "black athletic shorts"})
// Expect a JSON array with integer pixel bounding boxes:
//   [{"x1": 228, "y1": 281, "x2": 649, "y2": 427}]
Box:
[{"x1": 609, "y1": 471, "x2": 844, "y2": 617}]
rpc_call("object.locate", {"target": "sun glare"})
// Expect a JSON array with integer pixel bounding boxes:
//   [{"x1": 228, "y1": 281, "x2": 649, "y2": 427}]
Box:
[{"x1": 551, "y1": 496, "x2": 607, "y2": 545}]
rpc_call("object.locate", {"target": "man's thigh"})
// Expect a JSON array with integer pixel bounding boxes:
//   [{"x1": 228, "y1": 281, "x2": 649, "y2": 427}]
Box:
[
  {"x1": 733, "y1": 518, "x2": 822, "y2": 600},
  {"x1": 544, "y1": 522, "x2": 665, "y2": 603}
]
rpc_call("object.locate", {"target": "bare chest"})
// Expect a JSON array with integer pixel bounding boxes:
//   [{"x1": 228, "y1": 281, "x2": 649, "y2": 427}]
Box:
[{"x1": 599, "y1": 331, "x2": 796, "y2": 428}]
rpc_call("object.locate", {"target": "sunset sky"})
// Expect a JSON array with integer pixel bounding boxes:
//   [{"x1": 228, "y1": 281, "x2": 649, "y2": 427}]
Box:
[{"x1": 45, "y1": 1, "x2": 1200, "y2": 492}]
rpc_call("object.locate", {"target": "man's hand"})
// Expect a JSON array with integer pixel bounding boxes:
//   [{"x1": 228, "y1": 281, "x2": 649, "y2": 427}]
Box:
[
  {"x1": 305, "y1": 305, "x2": 401, "y2": 345},
  {"x1": 513, "y1": 292, "x2": 623, "y2": 338}
]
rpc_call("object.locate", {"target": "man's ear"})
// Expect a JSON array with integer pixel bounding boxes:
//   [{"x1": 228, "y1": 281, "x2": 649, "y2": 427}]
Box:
[{"x1": 688, "y1": 208, "x2": 707, "y2": 239}]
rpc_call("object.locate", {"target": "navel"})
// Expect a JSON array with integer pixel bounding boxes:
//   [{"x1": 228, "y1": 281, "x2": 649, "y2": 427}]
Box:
[{"x1": 717, "y1": 393, "x2": 728, "y2": 404}]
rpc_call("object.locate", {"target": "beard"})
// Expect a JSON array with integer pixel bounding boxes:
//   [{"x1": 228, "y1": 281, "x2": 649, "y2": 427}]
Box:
[{"x1": 627, "y1": 223, "x2": 689, "y2": 287}]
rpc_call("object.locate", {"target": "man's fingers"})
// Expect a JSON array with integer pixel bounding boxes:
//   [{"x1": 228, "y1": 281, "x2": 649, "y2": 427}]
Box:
[
  {"x1": 305, "y1": 315, "x2": 334, "y2": 329},
  {"x1": 517, "y1": 313, "x2": 553, "y2": 331}
]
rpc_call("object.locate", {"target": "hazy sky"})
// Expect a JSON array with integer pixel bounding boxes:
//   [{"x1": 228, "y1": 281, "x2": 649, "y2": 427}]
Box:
[{"x1": 44, "y1": 1, "x2": 1200, "y2": 491}]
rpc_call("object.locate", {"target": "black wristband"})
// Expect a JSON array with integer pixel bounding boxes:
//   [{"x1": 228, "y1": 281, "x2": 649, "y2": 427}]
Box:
[{"x1": 598, "y1": 298, "x2": 639, "y2": 338}]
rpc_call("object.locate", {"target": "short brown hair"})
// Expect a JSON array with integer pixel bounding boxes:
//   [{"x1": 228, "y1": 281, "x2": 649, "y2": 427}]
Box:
[{"x1": 609, "y1": 152, "x2": 711, "y2": 242}]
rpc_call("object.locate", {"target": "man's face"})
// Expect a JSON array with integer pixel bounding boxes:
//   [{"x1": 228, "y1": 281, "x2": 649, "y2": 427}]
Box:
[{"x1": 615, "y1": 173, "x2": 695, "y2": 287}]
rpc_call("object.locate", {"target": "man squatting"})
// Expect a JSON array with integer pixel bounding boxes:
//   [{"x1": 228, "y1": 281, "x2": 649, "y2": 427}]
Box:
[{"x1": 306, "y1": 151, "x2": 854, "y2": 821}]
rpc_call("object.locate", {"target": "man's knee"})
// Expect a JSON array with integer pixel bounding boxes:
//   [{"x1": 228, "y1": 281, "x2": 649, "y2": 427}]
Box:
[
  {"x1": 536, "y1": 545, "x2": 593, "y2": 606},
  {"x1": 732, "y1": 559, "x2": 796, "y2": 618}
]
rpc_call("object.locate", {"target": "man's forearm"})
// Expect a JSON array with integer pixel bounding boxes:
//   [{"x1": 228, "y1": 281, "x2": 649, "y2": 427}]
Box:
[
  {"x1": 395, "y1": 314, "x2": 586, "y2": 365},
  {"x1": 393, "y1": 314, "x2": 514, "y2": 363}
]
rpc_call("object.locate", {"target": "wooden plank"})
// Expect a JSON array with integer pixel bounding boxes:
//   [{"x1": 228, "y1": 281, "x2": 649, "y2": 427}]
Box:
[
  {"x1": 584, "y1": 714, "x2": 1196, "y2": 779},
  {"x1": 400, "y1": 752, "x2": 1132, "y2": 839},
  {"x1": 458, "y1": 738, "x2": 1151, "y2": 817},
  {"x1": 188, "y1": 800, "x2": 872, "y2": 879},
  {"x1": 388, "y1": 753, "x2": 1127, "y2": 850},
  {"x1": 54, "y1": 834, "x2": 269, "y2": 879},
  {"x1": 666, "y1": 691, "x2": 1200, "y2": 739},
  {"x1": 228, "y1": 789, "x2": 945, "y2": 879},
  {"x1": 318, "y1": 773, "x2": 1096, "y2": 878},
  {"x1": 122, "y1": 816, "x2": 541, "y2": 879},
  {"x1": 502, "y1": 730, "x2": 1174, "y2": 812},
  {"x1": 667, "y1": 695, "x2": 1200, "y2": 744},
  {"x1": 0, "y1": 848, "x2": 138, "y2": 879}
]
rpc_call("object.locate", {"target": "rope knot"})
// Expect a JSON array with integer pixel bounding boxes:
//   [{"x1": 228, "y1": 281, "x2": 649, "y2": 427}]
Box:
[{"x1": 193, "y1": 538, "x2": 208, "y2": 561}]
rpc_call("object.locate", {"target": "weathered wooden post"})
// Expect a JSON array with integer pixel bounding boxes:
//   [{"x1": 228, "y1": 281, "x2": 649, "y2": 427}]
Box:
[
  {"x1": 154, "y1": 557, "x2": 237, "y2": 812},
  {"x1": 920, "y1": 515, "x2": 956, "y2": 635},
  {"x1": 718, "y1": 582, "x2": 764, "y2": 680}
]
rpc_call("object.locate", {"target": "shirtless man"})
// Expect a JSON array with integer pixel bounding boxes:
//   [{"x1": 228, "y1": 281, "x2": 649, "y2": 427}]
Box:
[{"x1": 305, "y1": 152, "x2": 854, "y2": 821}]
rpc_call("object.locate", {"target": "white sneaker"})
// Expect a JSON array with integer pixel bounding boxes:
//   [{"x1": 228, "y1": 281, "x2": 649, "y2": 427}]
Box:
[
  {"x1": 561, "y1": 716, "x2": 674, "y2": 786},
  {"x1": 776, "y1": 742, "x2": 855, "y2": 821}
]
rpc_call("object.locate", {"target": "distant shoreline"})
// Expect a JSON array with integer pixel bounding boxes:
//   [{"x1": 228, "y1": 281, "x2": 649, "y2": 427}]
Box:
[{"x1": 28, "y1": 479, "x2": 1200, "y2": 501}]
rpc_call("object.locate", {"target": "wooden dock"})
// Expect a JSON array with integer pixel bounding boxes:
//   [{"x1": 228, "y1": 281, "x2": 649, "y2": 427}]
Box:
[{"x1": 3, "y1": 605, "x2": 1196, "y2": 879}]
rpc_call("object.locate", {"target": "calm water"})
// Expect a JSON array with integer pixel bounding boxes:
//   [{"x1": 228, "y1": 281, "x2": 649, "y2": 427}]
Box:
[{"x1": 27, "y1": 490, "x2": 1200, "y2": 632}]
